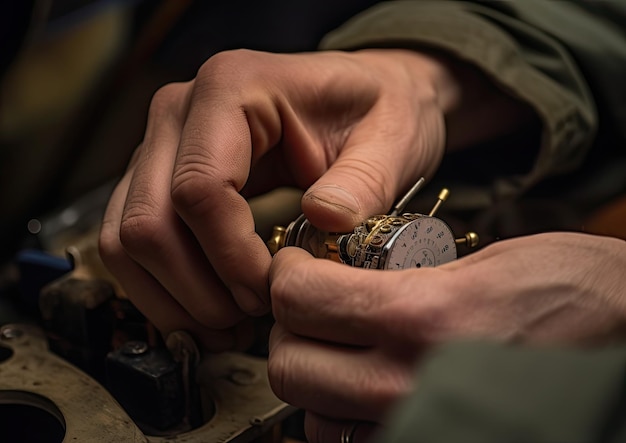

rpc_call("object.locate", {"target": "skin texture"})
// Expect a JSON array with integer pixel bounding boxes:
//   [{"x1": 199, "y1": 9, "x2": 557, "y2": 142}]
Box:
[
  {"x1": 100, "y1": 48, "x2": 465, "y2": 349},
  {"x1": 98, "y1": 48, "x2": 626, "y2": 442},
  {"x1": 268, "y1": 233, "x2": 626, "y2": 441}
]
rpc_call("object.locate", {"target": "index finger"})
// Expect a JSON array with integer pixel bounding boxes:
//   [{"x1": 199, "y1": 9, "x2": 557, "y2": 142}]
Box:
[
  {"x1": 269, "y1": 247, "x2": 453, "y2": 348},
  {"x1": 170, "y1": 60, "x2": 282, "y2": 315}
]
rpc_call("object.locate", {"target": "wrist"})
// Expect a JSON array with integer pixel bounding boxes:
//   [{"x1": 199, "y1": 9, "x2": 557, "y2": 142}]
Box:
[
  {"x1": 353, "y1": 48, "x2": 462, "y2": 113},
  {"x1": 357, "y1": 47, "x2": 538, "y2": 151}
]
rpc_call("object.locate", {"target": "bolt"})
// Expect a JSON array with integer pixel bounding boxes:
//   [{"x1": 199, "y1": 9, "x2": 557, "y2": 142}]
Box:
[
  {"x1": 1, "y1": 327, "x2": 23, "y2": 340},
  {"x1": 121, "y1": 340, "x2": 148, "y2": 356}
]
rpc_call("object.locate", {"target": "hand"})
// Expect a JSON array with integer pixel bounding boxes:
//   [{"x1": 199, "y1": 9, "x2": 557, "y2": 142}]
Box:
[
  {"x1": 267, "y1": 232, "x2": 626, "y2": 442},
  {"x1": 98, "y1": 48, "x2": 462, "y2": 349}
]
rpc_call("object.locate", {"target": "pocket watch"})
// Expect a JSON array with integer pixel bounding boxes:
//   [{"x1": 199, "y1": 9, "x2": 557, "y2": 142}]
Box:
[{"x1": 267, "y1": 178, "x2": 479, "y2": 269}]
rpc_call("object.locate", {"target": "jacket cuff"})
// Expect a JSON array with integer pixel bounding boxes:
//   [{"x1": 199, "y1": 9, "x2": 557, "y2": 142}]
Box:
[{"x1": 319, "y1": 1, "x2": 597, "y2": 197}]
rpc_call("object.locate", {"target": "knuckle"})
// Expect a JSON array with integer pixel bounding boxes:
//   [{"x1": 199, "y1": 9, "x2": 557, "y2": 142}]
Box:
[
  {"x1": 170, "y1": 163, "x2": 221, "y2": 215},
  {"x1": 119, "y1": 206, "x2": 166, "y2": 256},
  {"x1": 148, "y1": 82, "x2": 186, "y2": 119},
  {"x1": 196, "y1": 49, "x2": 255, "y2": 88},
  {"x1": 98, "y1": 220, "x2": 124, "y2": 269}
]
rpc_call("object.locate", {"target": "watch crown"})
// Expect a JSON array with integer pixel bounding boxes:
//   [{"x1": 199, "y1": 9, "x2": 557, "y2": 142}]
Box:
[
  {"x1": 267, "y1": 226, "x2": 287, "y2": 255},
  {"x1": 455, "y1": 231, "x2": 480, "y2": 248}
]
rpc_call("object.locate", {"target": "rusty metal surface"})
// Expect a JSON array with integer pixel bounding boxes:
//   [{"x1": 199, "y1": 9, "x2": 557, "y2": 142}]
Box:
[
  {"x1": 0, "y1": 323, "x2": 294, "y2": 443},
  {"x1": 0, "y1": 323, "x2": 146, "y2": 442},
  {"x1": 0, "y1": 188, "x2": 306, "y2": 441}
]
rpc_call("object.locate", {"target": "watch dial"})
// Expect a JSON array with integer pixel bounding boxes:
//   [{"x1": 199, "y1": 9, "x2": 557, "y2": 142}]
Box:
[{"x1": 383, "y1": 217, "x2": 457, "y2": 269}]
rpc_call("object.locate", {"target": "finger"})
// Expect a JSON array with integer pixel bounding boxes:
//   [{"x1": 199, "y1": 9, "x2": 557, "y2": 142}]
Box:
[
  {"x1": 269, "y1": 247, "x2": 452, "y2": 348},
  {"x1": 119, "y1": 82, "x2": 245, "y2": 329},
  {"x1": 304, "y1": 412, "x2": 378, "y2": 443},
  {"x1": 170, "y1": 53, "x2": 285, "y2": 315},
  {"x1": 100, "y1": 172, "x2": 242, "y2": 351},
  {"x1": 268, "y1": 324, "x2": 413, "y2": 423},
  {"x1": 270, "y1": 248, "x2": 379, "y2": 347},
  {"x1": 439, "y1": 234, "x2": 626, "y2": 345},
  {"x1": 301, "y1": 95, "x2": 445, "y2": 232}
]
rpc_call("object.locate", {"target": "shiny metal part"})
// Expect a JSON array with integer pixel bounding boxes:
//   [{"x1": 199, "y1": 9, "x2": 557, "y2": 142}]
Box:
[
  {"x1": 455, "y1": 231, "x2": 480, "y2": 248},
  {"x1": 428, "y1": 188, "x2": 450, "y2": 217},
  {"x1": 6, "y1": 222, "x2": 293, "y2": 442},
  {"x1": 269, "y1": 179, "x2": 479, "y2": 269},
  {"x1": 121, "y1": 340, "x2": 149, "y2": 356},
  {"x1": 390, "y1": 177, "x2": 425, "y2": 216}
]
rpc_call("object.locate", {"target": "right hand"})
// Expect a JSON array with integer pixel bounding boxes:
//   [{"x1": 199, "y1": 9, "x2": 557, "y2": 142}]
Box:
[
  {"x1": 267, "y1": 232, "x2": 626, "y2": 442},
  {"x1": 98, "y1": 48, "x2": 460, "y2": 350}
]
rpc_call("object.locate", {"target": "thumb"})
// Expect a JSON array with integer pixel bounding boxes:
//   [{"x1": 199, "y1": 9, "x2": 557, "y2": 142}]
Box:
[
  {"x1": 301, "y1": 106, "x2": 444, "y2": 232},
  {"x1": 301, "y1": 157, "x2": 389, "y2": 232}
]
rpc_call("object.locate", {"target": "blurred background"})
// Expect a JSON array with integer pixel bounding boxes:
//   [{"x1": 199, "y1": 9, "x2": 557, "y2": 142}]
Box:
[
  {"x1": 1, "y1": 2, "x2": 624, "y2": 441},
  {"x1": 1, "y1": 4, "x2": 388, "y2": 441},
  {"x1": 0, "y1": 0, "x2": 381, "y2": 262},
  {"x1": 3, "y1": 0, "x2": 624, "y2": 263}
]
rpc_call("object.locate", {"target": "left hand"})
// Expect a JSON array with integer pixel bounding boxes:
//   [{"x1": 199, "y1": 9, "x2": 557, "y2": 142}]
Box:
[
  {"x1": 99, "y1": 48, "x2": 455, "y2": 350},
  {"x1": 267, "y1": 232, "x2": 626, "y2": 442}
]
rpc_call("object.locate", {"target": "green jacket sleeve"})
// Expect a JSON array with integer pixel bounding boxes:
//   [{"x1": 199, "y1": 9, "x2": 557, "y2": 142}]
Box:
[
  {"x1": 374, "y1": 341, "x2": 626, "y2": 443},
  {"x1": 319, "y1": 0, "x2": 626, "y2": 200}
]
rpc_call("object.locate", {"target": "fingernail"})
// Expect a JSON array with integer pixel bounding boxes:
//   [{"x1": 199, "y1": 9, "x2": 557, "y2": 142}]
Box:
[{"x1": 305, "y1": 185, "x2": 360, "y2": 214}]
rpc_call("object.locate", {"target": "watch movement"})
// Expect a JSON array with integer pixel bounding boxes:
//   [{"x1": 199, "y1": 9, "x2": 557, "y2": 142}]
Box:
[{"x1": 267, "y1": 178, "x2": 479, "y2": 269}]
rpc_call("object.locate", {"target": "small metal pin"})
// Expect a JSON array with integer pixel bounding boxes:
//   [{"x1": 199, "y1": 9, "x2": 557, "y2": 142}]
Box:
[
  {"x1": 429, "y1": 188, "x2": 450, "y2": 217},
  {"x1": 0, "y1": 327, "x2": 23, "y2": 340},
  {"x1": 390, "y1": 177, "x2": 426, "y2": 216},
  {"x1": 121, "y1": 340, "x2": 148, "y2": 356}
]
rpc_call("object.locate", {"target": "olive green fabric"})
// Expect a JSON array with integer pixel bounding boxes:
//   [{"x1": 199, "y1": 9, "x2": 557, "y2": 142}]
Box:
[
  {"x1": 321, "y1": 2, "x2": 626, "y2": 440},
  {"x1": 320, "y1": 0, "x2": 626, "y2": 201},
  {"x1": 375, "y1": 341, "x2": 626, "y2": 443}
]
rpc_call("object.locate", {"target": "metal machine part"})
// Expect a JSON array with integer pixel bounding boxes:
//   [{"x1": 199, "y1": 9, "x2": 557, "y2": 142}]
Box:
[
  {"x1": 338, "y1": 213, "x2": 459, "y2": 269},
  {"x1": 2, "y1": 218, "x2": 295, "y2": 442},
  {"x1": 0, "y1": 179, "x2": 475, "y2": 442},
  {"x1": 0, "y1": 323, "x2": 294, "y2": 442},
  {"x1": 268, "y1": 178, "x2": 479, "y2": 269}
]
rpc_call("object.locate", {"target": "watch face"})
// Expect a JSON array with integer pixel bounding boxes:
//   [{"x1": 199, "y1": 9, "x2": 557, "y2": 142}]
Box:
[{"x1": 382, "y1": 216, "x2": 457, "y2": 269}]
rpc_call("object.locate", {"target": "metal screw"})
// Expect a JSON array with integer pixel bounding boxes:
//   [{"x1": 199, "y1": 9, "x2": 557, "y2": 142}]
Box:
[
  {"x1": 1, "y1": 327, "x2": 23, "y2": 340},
  {"x1": 121, "y1": 340, "x2": 148, "y2": 356}
]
